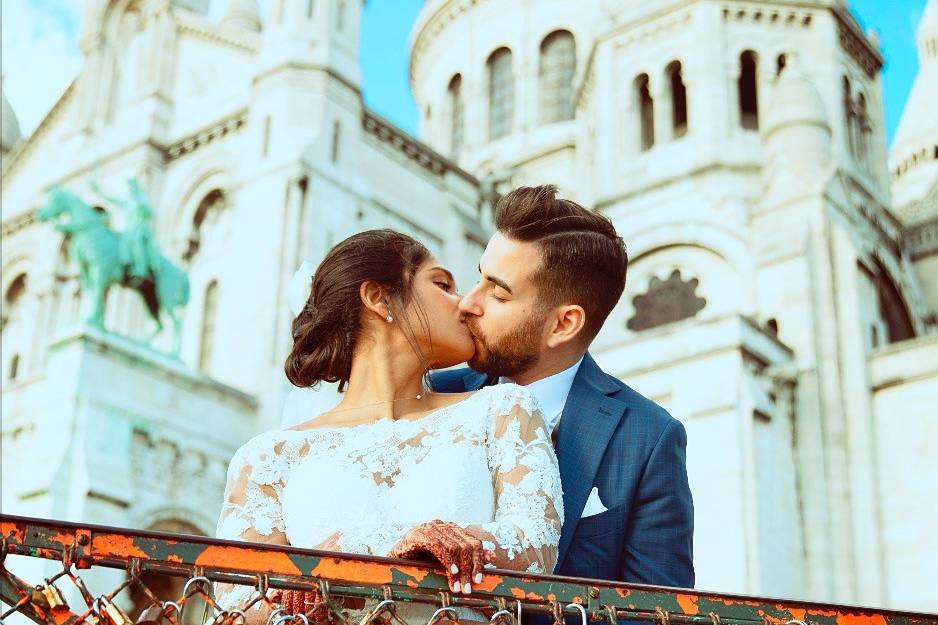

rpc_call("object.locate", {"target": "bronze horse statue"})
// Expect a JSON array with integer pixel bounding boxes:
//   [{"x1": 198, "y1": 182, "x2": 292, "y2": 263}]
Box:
[{"x1": 38, "y1": 186, "x2": 190, "y2": 355}]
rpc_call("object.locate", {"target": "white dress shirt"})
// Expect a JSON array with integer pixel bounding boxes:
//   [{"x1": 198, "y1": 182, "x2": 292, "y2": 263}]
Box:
[{"x1": 501, "y1": 356, "x2": 585, "y2": 435}]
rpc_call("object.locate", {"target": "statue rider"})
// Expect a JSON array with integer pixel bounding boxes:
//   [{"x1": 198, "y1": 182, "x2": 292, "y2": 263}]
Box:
[{"x1": 91, "y1": 178, "x2": 160, "y2": 283}]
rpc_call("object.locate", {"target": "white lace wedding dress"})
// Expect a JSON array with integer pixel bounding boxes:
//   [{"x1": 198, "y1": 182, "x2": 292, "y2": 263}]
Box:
[{"x1": 214, "y1": 383, "x2": 564, "y2": 623}]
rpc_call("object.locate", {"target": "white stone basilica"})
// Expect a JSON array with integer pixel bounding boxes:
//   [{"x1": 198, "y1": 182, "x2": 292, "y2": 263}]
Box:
[{"x1": 1, "y1": 0, "x2": 936, "y2": 613}]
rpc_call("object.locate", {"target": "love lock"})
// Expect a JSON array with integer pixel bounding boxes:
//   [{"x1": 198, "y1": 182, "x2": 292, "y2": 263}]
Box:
[
  {"x1": 135, "y1": 603, "x2": 166, "y2": 625},
  {"x1": 427, "y1": 606, "x2": 459, "y2": 625},
  {"x1": 42, "y1": 583, "x2": 68, "y2": 609},
  {"x1": 97, "y1": 597, "x2": 134, "y2": 625},
  {"x1": 30, "y1": 586, "x2": 50, "y2": 610}
]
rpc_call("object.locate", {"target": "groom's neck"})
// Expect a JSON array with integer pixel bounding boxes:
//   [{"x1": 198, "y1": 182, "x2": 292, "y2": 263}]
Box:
[{"x1": 511, "y1": 349, "x2": 585, "y2": 386}]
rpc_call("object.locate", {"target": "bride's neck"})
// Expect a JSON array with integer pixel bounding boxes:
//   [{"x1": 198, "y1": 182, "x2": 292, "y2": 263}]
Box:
[{"x1": 336, "y1": 338, "x2": 428, "y2": 420}]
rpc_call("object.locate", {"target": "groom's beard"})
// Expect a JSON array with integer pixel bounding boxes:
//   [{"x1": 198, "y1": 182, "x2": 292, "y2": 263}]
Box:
[{"x1": 466, "y1": 315, "x2": 542, "y2": 379}]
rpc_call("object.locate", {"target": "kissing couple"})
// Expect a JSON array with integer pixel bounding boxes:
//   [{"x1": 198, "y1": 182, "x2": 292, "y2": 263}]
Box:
[{"x1": 214, "y1": 185, "x2": 694, "y2": 624}]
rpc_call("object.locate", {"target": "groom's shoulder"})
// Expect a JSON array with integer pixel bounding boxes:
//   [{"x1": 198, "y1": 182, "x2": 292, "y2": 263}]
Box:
[{"x1": 590, "y1": 360, "x2": 681, "y2": 437}]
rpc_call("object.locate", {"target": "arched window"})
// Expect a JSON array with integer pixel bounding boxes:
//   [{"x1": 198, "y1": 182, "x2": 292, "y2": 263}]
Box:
[
  {"x1": 307, "y1": 0, "x2": 314, "y2": 19},
  {"x1": 3, "y1": 273, "x2": 26, "y2": 306},
  {"x1": 2, "y1": 273, "x2": 27, "y2": 333},
  {"x1": 666, "y1": 61, "x2": 688, "y2": 138},
  {"x1": 331, "y1": 119, "x2": 341, "y2": 163},
  {"x1": 8, "y1": 354, "x2": 20, "y2": 381},
  {"x1": 634, "y1": 74, "x2": 654, "y2": 151},
  {"x1": 487, "y1": 48, "x2": 514, "y2": 140},
  {"x1": 776, "y1": 53, "x2": 787, "y2": 76},
  {"x1": 335, "y1": 0, "x2": 346, "y2": 31},
  {"x1": 843, "y1": 77, "x2": 856, "y2": 156},
  {"x1": 856, "y1": 92, "x2": 871, "y2": 166},
  {"x1": 872, "y1": 262, "x2": 915, "y2": 345},
  {"x1": 738, "y1": 50, "x2": 759, "y2": 130},
  {"x1": 199, "y1": 280, "x2": 219, "y2": 372},
  {"x1": 185, "y1": 190, "x2": 226, "y2": 263},
  {"x1": 448, "y1": 74, "x2": 464, "y2": 155},
  {"x1": 539, "y1": 30, "x2": 576, "y2": 124}
]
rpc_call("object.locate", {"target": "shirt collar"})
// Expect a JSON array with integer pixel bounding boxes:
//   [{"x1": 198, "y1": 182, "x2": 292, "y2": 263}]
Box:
[{"x1": 502, "y1": 356, "x2": 584, "y2": 421}]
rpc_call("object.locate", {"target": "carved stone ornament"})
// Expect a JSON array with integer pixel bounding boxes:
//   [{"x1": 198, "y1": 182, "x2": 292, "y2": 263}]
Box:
[{"x1": 627, "y1": 268, "x2": 707, "y2": 332}]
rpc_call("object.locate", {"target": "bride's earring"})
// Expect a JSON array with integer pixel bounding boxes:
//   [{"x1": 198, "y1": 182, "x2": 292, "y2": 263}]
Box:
[{"x1": 386, "y1": 314, "x2": 393, "y2": 323}]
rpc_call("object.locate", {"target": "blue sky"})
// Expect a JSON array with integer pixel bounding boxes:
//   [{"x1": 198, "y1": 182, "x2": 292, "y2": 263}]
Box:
[{"x1": 2, "y1": 0, "x2": 927, "y2": 146}]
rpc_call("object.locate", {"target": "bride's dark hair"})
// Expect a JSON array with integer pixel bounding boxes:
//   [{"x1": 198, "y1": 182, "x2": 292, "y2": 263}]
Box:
[{"x1": 285, "y1": 229, "x2": 432, "y2": 391}]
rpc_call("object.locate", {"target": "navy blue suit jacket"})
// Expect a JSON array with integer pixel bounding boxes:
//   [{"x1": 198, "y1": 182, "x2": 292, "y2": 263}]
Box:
[{"x1": 431, "y1": 354, "x2": 694, "y2": 587}]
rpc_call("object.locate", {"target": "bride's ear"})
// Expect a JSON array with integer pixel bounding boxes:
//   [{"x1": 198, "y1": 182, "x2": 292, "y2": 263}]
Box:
[{"x1": 359, "y1": 281, "x2": 391, "y2": 321}]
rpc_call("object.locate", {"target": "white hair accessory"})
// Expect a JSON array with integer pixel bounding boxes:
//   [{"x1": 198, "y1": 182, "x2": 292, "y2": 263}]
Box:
[{"x1": 287, "y1": 260, "x2": 317, "y2": 316}]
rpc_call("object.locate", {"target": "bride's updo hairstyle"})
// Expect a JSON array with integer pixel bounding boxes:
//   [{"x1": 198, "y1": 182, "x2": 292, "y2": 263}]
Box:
[{"x1": 285, "y1": 229, "x2": 432, "y2": 391}]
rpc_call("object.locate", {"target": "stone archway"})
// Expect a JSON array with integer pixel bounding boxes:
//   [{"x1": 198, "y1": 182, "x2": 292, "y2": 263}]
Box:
[{"x1": 127, "y1": 519, "x2": 209, "y2": 625}]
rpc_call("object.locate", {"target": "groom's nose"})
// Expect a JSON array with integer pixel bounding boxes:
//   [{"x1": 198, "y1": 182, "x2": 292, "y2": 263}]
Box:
[{"x1": 458, "y1": 283, "x2": 484, "y2": 317}]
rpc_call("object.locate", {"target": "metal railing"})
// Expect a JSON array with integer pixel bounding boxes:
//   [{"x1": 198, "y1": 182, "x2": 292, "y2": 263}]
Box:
[{"x1": 1, "y1": 515, "x2": 934, "y2": 625}]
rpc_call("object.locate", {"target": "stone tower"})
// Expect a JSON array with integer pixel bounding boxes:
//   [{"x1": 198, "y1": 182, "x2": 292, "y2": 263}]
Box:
[{"x1": 410, "y1": 0, "x2": 936, "y2": 607}]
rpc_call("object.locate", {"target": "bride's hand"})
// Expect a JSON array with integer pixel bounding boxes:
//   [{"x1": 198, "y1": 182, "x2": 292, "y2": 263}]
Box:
[
  {"x1": 316, "y1": 531, "x2": 342, "y2": 551},
  {"x1": 388, "y1": 520, "x2": 494, "y2": 595},
  {"x1": 271, "y1": 589, "x2": 330, "y2": 625}
]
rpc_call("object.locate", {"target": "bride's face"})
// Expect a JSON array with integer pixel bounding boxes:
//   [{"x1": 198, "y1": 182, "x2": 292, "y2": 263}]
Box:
[{"x1": 402, "y1": 259, "x2": 474, "y2": 368}]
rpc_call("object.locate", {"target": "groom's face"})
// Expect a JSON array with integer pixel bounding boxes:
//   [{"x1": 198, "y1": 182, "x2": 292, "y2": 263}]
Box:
[{"x1": 459, "y1": 232, "x2": 550, "y2": 378}]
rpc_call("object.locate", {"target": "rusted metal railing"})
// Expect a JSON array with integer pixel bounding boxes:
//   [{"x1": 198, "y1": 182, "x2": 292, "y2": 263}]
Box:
[{"x1": 1, "y1": 515, "x2": 934, "y2": 625}]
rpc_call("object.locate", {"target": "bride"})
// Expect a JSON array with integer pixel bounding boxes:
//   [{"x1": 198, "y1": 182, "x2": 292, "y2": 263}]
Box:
[{"x1": 214, "y1": 229, "x2": 563, "y2": 623}]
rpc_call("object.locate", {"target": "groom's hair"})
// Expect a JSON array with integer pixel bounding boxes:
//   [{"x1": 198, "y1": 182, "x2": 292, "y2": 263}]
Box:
[{"x1": 494, "y1": 185, "x2": 627, "y2": 345}]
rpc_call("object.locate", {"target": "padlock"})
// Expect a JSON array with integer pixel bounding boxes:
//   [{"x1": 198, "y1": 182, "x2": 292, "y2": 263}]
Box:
[
  {"x1": 30, "y1": 585, "x2": 50, "y2": 610},
  {"x1": 42, "y1": 583, "x2": 68, "y2": 609},
  {"x1": 99, "y1": 597, "x2": 134, "y2": 625},
  {"x1": 135, "y1": 603, "x2": 166, "y2": 625}
]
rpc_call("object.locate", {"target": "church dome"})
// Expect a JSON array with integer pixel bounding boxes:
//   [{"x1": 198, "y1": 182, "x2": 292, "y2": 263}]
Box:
[
  {"x1": 763, "y1": 55, "x2": 830, "y2": 140},
  {"x1": 221, "y1": 0, "x2": 261, "y2": 33},
  {"x1": 889, "y1": 0, "x2": 938, "y2": 220},
  {"x1": 1, "y1": 83, "x2": 22, "y2": 155},
  {"x1": 891, "y1": 0, "x2": 937, "y2": 159},
  {"x1": 761, "y1": 54, "x2": 832, "y2": 171}
]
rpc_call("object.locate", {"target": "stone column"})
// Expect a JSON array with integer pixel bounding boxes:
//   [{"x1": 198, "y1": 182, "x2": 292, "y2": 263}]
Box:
[
  {"x1": 832, "y1": 230, "x2": 885, "y2": 604},
  {"x1": 651, "y1": 75, "x2": 670, "y2": 151},
  {"x1": 807, "y1": 211, "x2": 858, "y2": 602}
]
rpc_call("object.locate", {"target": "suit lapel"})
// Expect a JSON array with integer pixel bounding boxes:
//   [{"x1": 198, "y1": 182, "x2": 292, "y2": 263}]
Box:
[{"x1": 554, "y1": 354, "x2": 627, "y2": 569}]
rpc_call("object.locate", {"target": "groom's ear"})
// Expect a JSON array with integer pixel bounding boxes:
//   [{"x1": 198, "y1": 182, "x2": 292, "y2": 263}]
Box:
[
  {"x1": 359, "y1": 281, "x2": 390, "y2": 320},
  {"x1": 546, "y1": 304, "x2": 587, "y2": 349}
]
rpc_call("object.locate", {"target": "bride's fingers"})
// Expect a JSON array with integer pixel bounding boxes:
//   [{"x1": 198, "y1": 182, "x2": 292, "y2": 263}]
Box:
[
  {"x1": 280, "y1": 590, "x2": 297, "y2": 614},
  {"x1": 444, "y1": 540, "x2": 464, "y2": 592},
  {"x1": 470, "y1": 541, "x2": 485, "y2": 586},
  {"x1": 456, "y1": 537, "x2": 476, "y2": 593},
  {"x1": 316, "y1": 531, "x2": 341, "y2": 551}
]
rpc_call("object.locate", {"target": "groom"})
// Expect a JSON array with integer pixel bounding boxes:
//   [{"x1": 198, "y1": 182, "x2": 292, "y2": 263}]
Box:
[{"x1": 433, "y1": 185, "x2": 694, "y2": 586}]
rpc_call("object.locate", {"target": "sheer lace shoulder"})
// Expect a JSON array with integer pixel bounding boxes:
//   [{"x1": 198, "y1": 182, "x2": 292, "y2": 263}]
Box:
[
  {"x1": 467, "y1": 383, "x2": 564, "y2": 574},
  {"x1": 216, "y1": 431, "x2": 308, "y2": 544}
]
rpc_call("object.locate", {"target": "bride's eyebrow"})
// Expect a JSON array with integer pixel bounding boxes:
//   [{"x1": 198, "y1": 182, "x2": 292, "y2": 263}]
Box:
[{"x1": 429, "y1": 267, "x2": 455, "y2": 282}]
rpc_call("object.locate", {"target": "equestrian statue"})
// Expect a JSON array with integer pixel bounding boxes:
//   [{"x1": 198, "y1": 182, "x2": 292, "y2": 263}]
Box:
[{"x1": 37, "y1": 181, "x2": 190, "y2": 355}]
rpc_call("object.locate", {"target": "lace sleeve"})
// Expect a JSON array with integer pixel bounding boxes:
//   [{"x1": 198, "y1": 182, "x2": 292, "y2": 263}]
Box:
[
  {"x1": 466, "y1": 385, "x2": 564, "y2": 574},
  {"x1": 213, "y1": 434, "x2": 290, "y2": 617}
]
